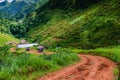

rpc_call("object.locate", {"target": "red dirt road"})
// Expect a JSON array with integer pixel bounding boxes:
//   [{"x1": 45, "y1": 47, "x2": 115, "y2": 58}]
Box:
[{"x1": 38, "y1": 54, "x2": 116, "y2": 80}]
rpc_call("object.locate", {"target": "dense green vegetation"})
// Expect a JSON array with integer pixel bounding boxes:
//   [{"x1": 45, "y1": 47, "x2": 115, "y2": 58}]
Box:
[
  {"x1": 0, "y1": 33, "x2": 18, "y2": 46},
  {"x1": 0, "y1": 0, "x2": 119, "y2": 49},
  {"x1": 0, "y1": 47, "x2": 80, "y2": 80},
  {"x1": 0, "y1": 0, "x2": 49, "y2": 20},
  {"x1": 0, "y1": 0, "x2": 49, "y2": 37},
  {"x1": 12, "y1": 0, "x2": 119, "y2": 49},
  {"x1": 0, "y1": 0, "x2": 39, "y2": 20}
]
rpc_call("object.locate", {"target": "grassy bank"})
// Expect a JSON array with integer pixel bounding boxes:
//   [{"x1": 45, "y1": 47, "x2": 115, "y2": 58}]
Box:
[
  {"x1": 0, "y1": 33, "x2": 18, "y2": 46},
  {"x1": 0, "y1": 47, "x2": 80, "y2": 80},
  {"x1": 72, "y1": 46, "x2": 120, "y2": 62}
]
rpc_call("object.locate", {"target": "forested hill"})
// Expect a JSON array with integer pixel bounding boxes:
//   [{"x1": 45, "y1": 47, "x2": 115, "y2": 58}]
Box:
[
  {"x1": 21, "y1": 0, "x2": 120, "y2": 49},
  {"x1": 1, "y1": 0, "x2": 120, "y2": 49},
  {"x1": 0, "y1": 0, "x2": 48, "y2": 45},
  {"x1": 0, "y1": 0, "x2": 48, "y2": 20}
]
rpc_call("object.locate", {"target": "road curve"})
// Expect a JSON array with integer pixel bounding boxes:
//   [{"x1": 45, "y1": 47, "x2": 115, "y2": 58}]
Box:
[{"x1": 38, "y1": 54, "x2": 116, "y2": 80}]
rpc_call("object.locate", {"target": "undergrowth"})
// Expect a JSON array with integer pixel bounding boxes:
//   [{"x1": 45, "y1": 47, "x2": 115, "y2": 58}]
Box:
[{"x1": 0, "y1": 46, "x2": 80, "y2": 80}]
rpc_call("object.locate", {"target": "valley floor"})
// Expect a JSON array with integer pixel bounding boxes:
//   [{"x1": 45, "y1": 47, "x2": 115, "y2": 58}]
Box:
[{"x1": 38, "y1": 54, "x2": 116, "y2": 80}]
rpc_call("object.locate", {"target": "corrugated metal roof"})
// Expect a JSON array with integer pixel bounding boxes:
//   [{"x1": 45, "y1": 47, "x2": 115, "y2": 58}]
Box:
[{"x1": 17, "y1": 43, "x2": 38, "y2": 48}]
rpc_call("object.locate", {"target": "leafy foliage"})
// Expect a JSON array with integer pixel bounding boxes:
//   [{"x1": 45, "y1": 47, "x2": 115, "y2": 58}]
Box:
[{"x1": 22, "y1": 0, "x2": 120, "y2": 49}]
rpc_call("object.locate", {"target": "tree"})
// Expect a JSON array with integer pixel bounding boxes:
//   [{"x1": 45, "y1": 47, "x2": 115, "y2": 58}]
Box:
[{"x1": 80, "y1": 31, "x2": 90, "y2": 49}]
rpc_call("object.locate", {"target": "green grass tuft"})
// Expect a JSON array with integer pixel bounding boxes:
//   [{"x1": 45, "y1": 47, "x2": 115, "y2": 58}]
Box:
[{"x1": 0, "y1": 47, "x2": 80, "y2": 80}]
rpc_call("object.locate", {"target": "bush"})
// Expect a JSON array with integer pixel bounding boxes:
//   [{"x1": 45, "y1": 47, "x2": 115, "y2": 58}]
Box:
[{"x1": 43, "y1": 48, "x2": 80, "y2": 66}]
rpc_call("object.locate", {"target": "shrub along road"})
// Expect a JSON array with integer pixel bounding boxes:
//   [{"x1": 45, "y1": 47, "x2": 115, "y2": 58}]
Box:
[{"x1": 38, "y1": 54, "x2": 116, "y2": 80}]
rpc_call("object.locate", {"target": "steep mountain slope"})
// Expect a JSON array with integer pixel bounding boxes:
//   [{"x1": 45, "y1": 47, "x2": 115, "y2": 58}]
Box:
[
  {"x1": 0, "y1": 0, "x2": 49, "y2": 36},
  {"x1": 0, "y1": 19, "x2": 18, "y2": 45},
  {"x1": 22, "y1": 0, "x2": 120, "y2": 49},
  {"x1": 14, "y1": 0, "x2": 49, "y2": 20},
  {"x1": 0, "y1": 0, "x2": 39, "y2": 20},
  {"x1": 0, "y1": 1, "x2": 49, "y2": 46}
]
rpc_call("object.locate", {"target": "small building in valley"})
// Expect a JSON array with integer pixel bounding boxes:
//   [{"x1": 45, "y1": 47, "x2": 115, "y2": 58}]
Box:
[{"x1": 17, "y1": 43, "x2": 38, "y2": 48}]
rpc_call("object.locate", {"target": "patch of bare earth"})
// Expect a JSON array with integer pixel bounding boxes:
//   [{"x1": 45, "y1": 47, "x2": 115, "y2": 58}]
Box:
[
  {"x1": 38, "y1": 54, "x2": 116, "y2": 80},
  {"x1": 10, "y1": 48, "x2": 53, "y2": 55},
  {"x1": 28, "y1": 50, "x2": 54, "y2": 55}
]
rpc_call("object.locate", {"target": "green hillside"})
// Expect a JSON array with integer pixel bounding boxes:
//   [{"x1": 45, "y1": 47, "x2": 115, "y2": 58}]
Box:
[
  {"x1": 0, "y1": 0, "x2": 120, "y2": 79},
  {"x1": 0, "y1": 0, "x2": 50, "y2": 21},
  {"x1": 21, "y1": 0, "x2": 120, "y2": 49},
  {"x1": 0, "y1": 33, "x2": 18, "y2": 46},
  {"x1": 1, "y1": 0, "x2": 119, "y2": 49},
  {"x1": 0, "y1": 20, "x2": 18, "y2": 45}
]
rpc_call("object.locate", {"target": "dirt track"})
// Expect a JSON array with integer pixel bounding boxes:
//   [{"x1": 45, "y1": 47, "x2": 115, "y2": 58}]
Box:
[{"x1": 38, "y1": 54, "x2": 116, "y2": 80}]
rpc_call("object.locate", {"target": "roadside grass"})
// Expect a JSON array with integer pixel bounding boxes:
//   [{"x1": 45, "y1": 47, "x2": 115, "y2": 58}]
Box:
[
  {"x1": 113, "y1": 68, "x2": 119, "y2": 80},
  {"x1": 73, "y1": 46, "x2": 120, "y2": 62},
  {"x1": 0, "y1": 46, "x2": 80, "y2": 80}
]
